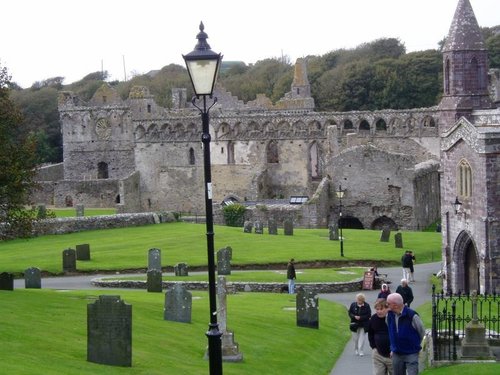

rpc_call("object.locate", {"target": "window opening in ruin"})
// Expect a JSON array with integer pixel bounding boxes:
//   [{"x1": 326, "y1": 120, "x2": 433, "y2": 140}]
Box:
[
  {"x1": 115, "y1": 195, "x2": 121, "y2": 204},
  {"x1": 266, "y1": 140, "x2": 279, "y2": 163},
  {"x1": 445, "y1": 59, "x2": 450, "y2": 94},
  {"x1": 468, "y1": 57, "x2": 479, "y2": 92},
  {"x1": 375, "y1": 119, "x2": 387, "y2": 131},
  {"x1": 189, "y1": 148, "x2": 195, "y2": 165},
  {"x1": 221, "y1": 147, "x2": 224, "y2": 154},
  {"x1": 102, "y1": 96, "x2": 107, "y2": 103},
  {"x1": 147, "y1": 104, "x2": 151, "y2": 113},
  {"x1": 343, "y1": 119, "x2": 353, "y2": 130},
  {"x1": 97, "y1": 162, "x2": 109, "y2": 179},
  {"x1": 457, "y1": 159, "x2": 472, "y2": 198},
  {"x1": 423, "y1": 116, "x2": 436, "y2": 127},
  {"x1": 359, "y1": 120, "x2": 370, "y2": 131},
  {"x1": 65, "y1": 195, "x2": 73, "y2": 207},
  {"x1": 309, "y1": 141, "x2": 321, "y2": 180},
  {"x1": 227, "y1": 141, "x2": 235, "y2": 164}
]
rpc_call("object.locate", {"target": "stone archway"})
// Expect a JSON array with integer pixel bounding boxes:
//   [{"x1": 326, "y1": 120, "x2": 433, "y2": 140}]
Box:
[
  {"x1": 371, "y1": 216, "x2": 398, "y2": 230},
  {"x1": 453, "y1": 230, "x2": 480, "y2": 294}
]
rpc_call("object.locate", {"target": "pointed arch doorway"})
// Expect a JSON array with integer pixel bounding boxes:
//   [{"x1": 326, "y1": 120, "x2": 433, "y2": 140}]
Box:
[{"x1": 454, "y1": 231, "x2": 480, "y2": 294}]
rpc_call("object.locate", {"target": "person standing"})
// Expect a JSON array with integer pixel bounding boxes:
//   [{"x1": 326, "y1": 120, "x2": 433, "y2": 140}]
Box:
[
  {"x1": 395, "y1": 279, "x2": 414, "y2": 307},
  {"x1": 368, "y1": 298, "x2": 393, "y2": 375},
  {"x1": 348, "y1": 293, "x2": 371, "y2": 356},
  {"x1": 401, "y1": 251, "x2": 412, "y2": 281},
  {"x1": 286, "y1": 258, "x2": 296, "y2": 294},
  {"x1": 386, "y1": 293, "x2": 425, "y2": 375},
  {"x1": 408, "y1": 251, "x2": 416, "y2": 282}
]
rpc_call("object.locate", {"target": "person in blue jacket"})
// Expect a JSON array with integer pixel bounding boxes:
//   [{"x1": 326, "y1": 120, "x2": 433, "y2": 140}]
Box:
[{"x1": 386, "y1": 293, "x2": 425, "y2": 375}]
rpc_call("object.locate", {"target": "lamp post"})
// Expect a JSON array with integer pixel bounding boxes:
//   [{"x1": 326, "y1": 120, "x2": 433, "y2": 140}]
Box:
[
  {"x1": 453, "y1": 196, "x2": 462, "y2": 214},
  {"x1": 183, "y1": 22, "x2": 223, "y2": 375},
  {"x1": 336, "y1": 185, "x2": 345, "y2": 257}
]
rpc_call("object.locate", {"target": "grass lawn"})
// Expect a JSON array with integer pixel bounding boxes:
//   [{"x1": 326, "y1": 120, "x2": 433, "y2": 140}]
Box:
[
  {"x1": 0, "y1": 288, "x2": 347, "y2": 375},
  {"x1": 51, "y1": 208, "x2": 117, "y2": 217},
  {"x1": 0, "y1": 222, "x2": 441, "y2": 275}
]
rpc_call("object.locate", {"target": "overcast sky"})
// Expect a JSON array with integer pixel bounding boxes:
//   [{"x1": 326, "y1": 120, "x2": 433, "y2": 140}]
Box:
[{"x1": 2, "y1": 0, "x2": 499, "y2": 88}]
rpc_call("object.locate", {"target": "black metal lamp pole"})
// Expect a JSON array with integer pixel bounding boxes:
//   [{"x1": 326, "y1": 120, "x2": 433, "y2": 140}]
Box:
[
  {"x1": 183, "y1": 22, "x2": 223, "y2": 375},
  {"x1": 336, "y1": 185, "x2": 345, "y2": 257}
]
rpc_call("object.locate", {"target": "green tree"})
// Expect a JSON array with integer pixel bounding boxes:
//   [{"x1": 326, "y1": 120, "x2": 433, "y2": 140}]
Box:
[{"x1": 0, "y1": 63, "x2": 39, "y2": 239}]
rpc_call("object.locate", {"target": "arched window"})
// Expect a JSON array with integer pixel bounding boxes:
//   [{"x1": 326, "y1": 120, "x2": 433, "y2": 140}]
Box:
[
  {"x1": 97, "y1": 162, "x2": 109, "y2": 179},
  {"x1": 309, "y1": 141, "x2": 321, "y2": 180},
  {"x1": 359, "y1": 120, "x2": 370, "y2": 131},
  {"x1": 266, "y1": 140, "x2": 279, "y2": 164},
  {"x1": 189, "y1": 147, "x2": 195, "y2": 165},
  {"x1": 343, "y1": 119, "x2": 354, "y2": 130},
  {"x1": 375, "y1": 119, "x2": 387, "y2": 131},
  {"x1": 444, "y1": 58, "x2": 450, "y2": 94},
  {"x1": 457, "y1": 159, "x2": 472, "y2": 198},
  {"x1": 227, "y1": 141, "x2": 235, "y2": 164}
]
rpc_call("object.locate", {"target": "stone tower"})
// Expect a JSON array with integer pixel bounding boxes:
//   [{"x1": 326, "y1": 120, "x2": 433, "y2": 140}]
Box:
[{"x1": 439, "y1": 0, "x2": 500, "y2": 294}]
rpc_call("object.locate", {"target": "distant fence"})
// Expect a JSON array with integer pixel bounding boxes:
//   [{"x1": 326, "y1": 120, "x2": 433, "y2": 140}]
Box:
[{"x1": 431, "y1": 285, "x2": 500, "y2": 361}]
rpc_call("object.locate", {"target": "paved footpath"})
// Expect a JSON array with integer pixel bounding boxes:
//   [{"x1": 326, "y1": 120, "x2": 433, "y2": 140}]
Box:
[{"x1": 320, "y1": 261, "x2": 441, "y2": 375}]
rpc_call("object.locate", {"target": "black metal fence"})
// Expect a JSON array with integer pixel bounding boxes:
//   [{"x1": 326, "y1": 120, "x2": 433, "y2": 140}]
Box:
[{"x1": 431, "y1": 285, "x2": 499, "y2": 360}]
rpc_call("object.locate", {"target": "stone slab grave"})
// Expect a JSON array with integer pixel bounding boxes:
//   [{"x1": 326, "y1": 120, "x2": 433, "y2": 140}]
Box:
[
  {"x1": 217, "y1": 247, "x2": 232, "y2": 276},
  {"x1": 0, "y1": 272, "x2": 14, "y2": 291},
  {"x1": 76, "y1": 243, "x2": 91, "y2": 261},
  {"x1": 268, "y1": 218, "x2": 278, "y2": 235},
  {"x1": 164, "y1": 284, "x2": 192, "y2": 323},
  {"x1": 296, "y1": 287, "x2": 319, "y2": 329},
  {"x1": 25, "y1": 267, "x2": 41, "y2": 289},
  {"x1": 62, "y1": 248, "x2": 77, "y2": 272}
]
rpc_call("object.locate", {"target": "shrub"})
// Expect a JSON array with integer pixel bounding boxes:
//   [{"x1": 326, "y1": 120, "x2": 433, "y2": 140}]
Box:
[{"x1": 222, "y1": 203, "x2": 246, "y2": 227}]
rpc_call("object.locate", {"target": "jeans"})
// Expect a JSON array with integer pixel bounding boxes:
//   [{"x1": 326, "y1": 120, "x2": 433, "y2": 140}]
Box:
[
  {"x1": 288, "y1": 278, "x2": 295, "y2": 294},
  {"x1": 391, "y1": 352, "x2": 419, "y2": 375}
]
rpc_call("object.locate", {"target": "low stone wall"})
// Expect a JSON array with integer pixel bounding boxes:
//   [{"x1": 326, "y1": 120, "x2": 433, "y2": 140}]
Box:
[{"x1": 91, "y1": 277, "x2": 364, "y2": 293}]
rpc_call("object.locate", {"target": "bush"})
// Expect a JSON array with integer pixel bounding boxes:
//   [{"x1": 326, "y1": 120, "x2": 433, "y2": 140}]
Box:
[{"x1": 222, "y1": 203, "x2": 246, "y2": 227}]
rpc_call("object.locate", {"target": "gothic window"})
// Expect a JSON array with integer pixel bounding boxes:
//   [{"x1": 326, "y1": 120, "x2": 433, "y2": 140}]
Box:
[
  {"x1": 469, "y1": 57, "x2": 479, "y2": 92},
  {"x1": 423, "y1": 116, "x2": 436, "y2": 127},
  {"x1": 359, "y1": 119, "x2": 370, "y2": 131},
  {"x1": 457, "y1": 159, "x2": 472, "y2": 198},
  {"x1": 343, "y1": 119, "x2": 353, "y2": 130},
  {"x1": 98, "y1": 162, "x2": 109, "y2": 179},
  {"x1": 444, "y1": 58, "x2": 450, "y2": 94},
  {"x1": 266, "y1": 140, "x2": 279, "y2": 164},
  {"x1": 189, "y1": 147, "x2": 195, "y2": 165},
  {"x1": 309, "y1": 141, "x2": 321, "y2": 180},
  {"x1": 375, "y1": 119, "x2": 387, "y2": 131},
  {"x1": 227, "y1": 141, "x2": 235, "y2": 164}
]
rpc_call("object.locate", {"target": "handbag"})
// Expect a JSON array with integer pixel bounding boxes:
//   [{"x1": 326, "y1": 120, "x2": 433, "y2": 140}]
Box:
[{"x1": 349, "y1": 322, "x2": 358, "y2": 332}]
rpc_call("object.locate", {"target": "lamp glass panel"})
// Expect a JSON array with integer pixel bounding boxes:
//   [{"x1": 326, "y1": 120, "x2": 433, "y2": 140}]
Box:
[{"x1": 186, "y1": 59, "x2": 218, "y2": 95}]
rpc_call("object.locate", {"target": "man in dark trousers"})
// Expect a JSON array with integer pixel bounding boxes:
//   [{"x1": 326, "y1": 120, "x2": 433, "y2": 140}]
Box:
[
  {"x1": 395, "y1": 279, "x2": 414, "y2": 307},
  {"x1": 386, "y1": 293, "x2": 425, "y2": 375},
  {"x1": 286, "y1": 258, "x2": 296, "y2": 294},
  {"x1": 368, "y1": 298, "x2": 393, "y2": 375}
]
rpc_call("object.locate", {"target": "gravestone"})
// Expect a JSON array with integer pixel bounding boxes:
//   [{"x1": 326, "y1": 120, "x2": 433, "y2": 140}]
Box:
[
  {"x1": 254, "y1": 221, "x2": 263, "y2": 234},
  {"x1": 296, "y1": 288, "x2": 319, "y2": 329},
  {"x1": 62, "y1": 248, "x2": 77, "y2": 272},
  {"x1": 174, "y1": 262, "x2": 189, "y2": 276},
  {"x1": 380, "y1": 228, "x2": 390, "y2": 242},
  {"x1": 284, "y1": 218, "x2": 294, "y2": 236},
  {"x1": 147, "y1": 269, "x2": 163, "y2": 292},
  {"x1": 0, "y1": 272, "x2": 14, "y2": 291},
  {"x1": 329, "y1": 222, "x2": 339, "y2": 240},
  {"x1": 75, "y1": 204, "x2": 85, "y2": 217},
  {"x1": 394, "y1": 233, "x2": 403, "y2": 248},
  {"x1": 268, "y1": 218, "x2": 278, "y2": 235},
  {"x1": 164, "y1": 284, "x2": 192, "y2": 323},
  {"x1": 87, "y1": 295, "x2": 132, "y2": 367},
  {"x1": 243, "y1": 221, "x2": 253, "y2": 233},
  {"x1": 217, "y1": 247, "x2": 232, "y2": 276},
  {"x1": 76, "y1": 243, "x2": 91, "y2": 260},
  {"x1": 148, "y1": 248, "x2": 161, "y2": 271},
  {"x1": 24, "y1": 267, "x2": 41, "y2": 289},
  {"x1": 36, "y1": 204, "x2": 47, "y2": 219},
  {"x1": 461, "y1": 290, "x2": 494, "y2": 359},
  {"x1": 217, "y1": 276, "x2": 243, "y2": 362}
]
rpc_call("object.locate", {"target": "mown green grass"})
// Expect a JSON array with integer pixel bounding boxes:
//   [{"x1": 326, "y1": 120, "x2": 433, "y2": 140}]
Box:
[
  {"x1": 0, "y1": 222, "x2": 441, "y2": 274},
  {"x1": 51, "y1": 208, "x2": 117, "y2": 217},
  {"x1": 0, "y1": 289, "x2": 348, "y2": 375},
  {"x1": 420, "y1": 363, "x2": 500, "y2": 374}
]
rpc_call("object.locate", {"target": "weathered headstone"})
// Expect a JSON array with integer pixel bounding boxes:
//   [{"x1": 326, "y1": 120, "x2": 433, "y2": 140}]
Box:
[
  {"x1": 148, "y1": 248, "x2": 161, "y2": 271},
  {"x1": 87, "y1": 295, "x2": 132, "y2": 367},
  {"x1": 62, "y1": 248, "x2": 77, "y2": 272},
  {"x1": 147, "y1": 269, "x2": 163, "y2": 292},
  {"x1": 329, "y1": 222, "x2": 339, "y2": 240},
  {"x1": 461, "y1": 290, "x2": 494, "y2": 359},
  {"x1": 174, "y1": 262, "x2": 189, "y2": 276},
  {"x1": 394, "y1": 232, "x2": 403, "y2": 248},
  {"x1": 36, "y1": 204, "x2": 47, "y2": 219},
  {"x1": 243, "y1": 221, "x2": 253, "y2": 233},
  {"x1": 76, "y1": 243, "x2": 91, "y2": 260},
  {"x1": 254, "y1": 221, "x2": 263, "y2": 234},
  {"x1": 164, "y1": 284, "x2": 192, "y2": 323},
  {"x1": 380, "y1": 228, "x2": 390, "y2": 242},
  {"x1": 217, "y1": 276, "x2": 243, "y2": 362},
  {"x1": 296, "y1": 288, "x2": 319, "y2": 329},
  {"x1": 24, "y1": 267, "x2": 41, "y2": 289},
  {"x1": 0, "y1": 272, "x2": 14, "y2": 291},
  {"x1": 75, "y1": 204, "x2": 85, "y2": 217},
  {"x1": 268, "y1": 218, "x2": 278, "y2": 235},
  {"x1": 217, "y1": 247, "x2": 232, "y2": 276},
  {"x1": 284, "y1": 218, "x2": 294, "y2": 236}
]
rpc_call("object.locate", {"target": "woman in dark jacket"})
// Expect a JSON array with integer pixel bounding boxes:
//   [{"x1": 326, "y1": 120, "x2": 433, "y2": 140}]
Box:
[{"x1": 348, "y1": 293, "x2": 371, "y2": 356}]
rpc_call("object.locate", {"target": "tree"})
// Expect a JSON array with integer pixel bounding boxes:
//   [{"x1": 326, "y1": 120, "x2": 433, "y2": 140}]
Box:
[{"x1": 0, "y1": 63, "x2": 39, "y2": 239}]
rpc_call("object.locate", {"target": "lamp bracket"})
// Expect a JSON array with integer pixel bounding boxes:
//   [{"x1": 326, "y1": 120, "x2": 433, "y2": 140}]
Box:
[{"x1": 191, "y1": 95, "x2": 218, "y2": 114}]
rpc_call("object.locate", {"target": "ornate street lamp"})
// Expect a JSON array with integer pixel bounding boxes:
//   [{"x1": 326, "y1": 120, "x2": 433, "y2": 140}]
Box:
[
  {"x1": 453, "y1": 196, "x2": 462, "y2": 214},
  {"x1": 336, "y1": 185, "x2": 345, "y2": 257},
  {"x1": 183, "y1": 22, "x2": 223, "y2": 375}
]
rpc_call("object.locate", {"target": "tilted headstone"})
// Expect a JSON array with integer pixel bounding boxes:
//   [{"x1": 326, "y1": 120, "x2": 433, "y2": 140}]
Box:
[
  {"x1": 174, "y1": 262, "x2": 189, "y2": 276},
  {"x1": 296, "y1": 288, "x2": 319, "y2": 329},
  {"x1": 147, "y1": 269, "x2": 162, "y2": 292},
  {"x1": 380, "y1": 228, "x2": 390, "y2": 242},
  {"x1": 217, "y1": 276, "x2": 243, "y2": 362},
  {"x1": 217, "y1": 247, "x2": 232, "y2": 276},
  {"x1": 284, "y1": 218, "x2": 294, "y2": 236},
  {"x1": 75, "y1": 204, "x2": 85, "y2": 217},
  {"x1": 329, "y1": 222, "x2": 339, "y2": 240},
  {"x1": 76, "y1": 243, "x2": 91, "y2": 261},
  {"x1": 254, "y1": 221, "x2": 263, "y2": 234},
  {"x1": 24, "y1": 267, "x2": 41, "y2": 289},
  {"x1": 164, "y1": 284, "x2": 192, "y2": 323},
  {"x1": 268, "y1": 218, "x2": 278, "y2": 235},
  {"x1": 62, "y1": 248, "x2": 77, "y2": 272},
  {"x1": 148, "y1": 248, "x2": 161, "y2": 271},
  {"x1": 243, "y1": 221, "x2": 253, "y2": 233},
  {"x1": 0, "y1": 272, "x2": 14, "y2": 291},
  {"x1": 394, "y1": 232, "x2": 403, "y2": 248},
  {"x1": 87, "y1": 295, "x2": 132, "y2": 367}
]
